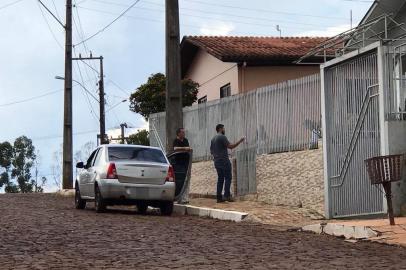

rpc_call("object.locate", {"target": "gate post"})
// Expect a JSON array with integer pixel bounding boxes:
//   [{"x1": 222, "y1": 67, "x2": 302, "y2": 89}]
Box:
[{"x1": 320, "y1": 66, "x2": 332, "y2": 219}]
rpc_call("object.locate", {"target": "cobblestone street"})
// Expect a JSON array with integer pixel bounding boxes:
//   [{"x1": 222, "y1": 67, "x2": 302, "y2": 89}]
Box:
[{"x1": 0, "y1": 194, "x2": 405, "y2": 269}]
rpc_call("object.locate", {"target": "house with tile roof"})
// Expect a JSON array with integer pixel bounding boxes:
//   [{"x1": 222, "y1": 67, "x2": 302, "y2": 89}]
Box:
[{"x1": 180, "y1": 36, "x2": 328, "y2": 102}]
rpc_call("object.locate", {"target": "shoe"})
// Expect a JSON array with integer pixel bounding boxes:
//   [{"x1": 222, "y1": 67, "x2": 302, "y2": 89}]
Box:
[
  {"x1": 224, "y1": 197, "x2": 234, "y2": 202},
  {"x1": 217, "y1": 199, "x2": 226, "y2": 203}
]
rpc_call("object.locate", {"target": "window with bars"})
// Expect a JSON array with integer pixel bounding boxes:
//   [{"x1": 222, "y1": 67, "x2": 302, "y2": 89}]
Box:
[
  {"x1": 198, "y1": 96, "x2": 207, "y2": 104},
  {"x1": 220, "y1": 83, "x2": 231, "y2": 99}
]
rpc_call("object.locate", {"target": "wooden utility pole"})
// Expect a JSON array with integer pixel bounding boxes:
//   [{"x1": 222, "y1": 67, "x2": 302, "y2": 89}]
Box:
[
  {"x1": 120, "y1": 123, "x2": 128, "y2": 144},
  {"x1": 165, "y1": 0, "x2": 182, "y2": 153},
  {"x1": 62, "y1": 0, "x2": 73, "y2": 190},
  {"x1": 99, "y1": 56, "x2": 106, "y2": 144},
  {"x1": 72, "y1": 55, "x2": 106, "y2": 145}
]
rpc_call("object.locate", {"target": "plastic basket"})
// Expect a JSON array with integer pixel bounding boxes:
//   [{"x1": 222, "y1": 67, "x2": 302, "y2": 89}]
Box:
[{"x1": 365, "y1": 154, "x2": 404, "y2": 185}]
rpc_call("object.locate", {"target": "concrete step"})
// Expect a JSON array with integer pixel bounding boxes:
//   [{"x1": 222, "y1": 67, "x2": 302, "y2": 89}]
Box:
[
  {"x1": 302, "y1": 223, "x2": 379, "y2": 240},
  {"x1": 174, "y1": 204, "x2": 248, "y2": 222}
]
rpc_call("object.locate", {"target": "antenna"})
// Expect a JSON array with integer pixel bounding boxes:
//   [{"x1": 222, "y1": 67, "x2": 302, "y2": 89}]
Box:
[
  {"x1": 276, "y1": 25, "x2": 282, "y2": 38},
  {"x1": 350, "y1": 9, "x2": 353, "y2": 29}
]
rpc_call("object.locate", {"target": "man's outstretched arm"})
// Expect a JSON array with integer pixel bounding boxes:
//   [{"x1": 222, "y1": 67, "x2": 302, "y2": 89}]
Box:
[{"x1": 227, "y1": 138, "x2": 245, "y2": 149}]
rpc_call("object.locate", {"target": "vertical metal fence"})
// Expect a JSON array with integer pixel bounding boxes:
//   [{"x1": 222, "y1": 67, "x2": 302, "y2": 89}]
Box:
[
  {"x1": 324, "y1": 51, "x2": 383, "y2": 218},
  {"x1": 149, "y1": 73, "x2": 322, "y2": 161},
  {"x1": 149, "y1": 74, "x2": 321, "y2": 196}
]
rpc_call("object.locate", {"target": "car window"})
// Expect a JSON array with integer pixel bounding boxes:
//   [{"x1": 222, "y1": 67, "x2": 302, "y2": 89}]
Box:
[
  {"x1": 108, "y1": 147, "x2": 167, "y2": 163},
  {"x1": 93, "y1": 148, "x2": 103, "y2": 166},
  {"x1": 86, "y1": 149, "x2": 98, "y2": 168}
]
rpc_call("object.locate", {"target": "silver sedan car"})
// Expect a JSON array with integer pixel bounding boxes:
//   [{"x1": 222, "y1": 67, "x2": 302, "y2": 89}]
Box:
[{"x1": 75, "y1": 145, "x2": 176, "y2": 215}]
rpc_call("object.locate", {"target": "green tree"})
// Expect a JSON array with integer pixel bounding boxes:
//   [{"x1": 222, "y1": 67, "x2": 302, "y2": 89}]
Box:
[
  {"x1": 126, "y1": 130, "x2": 150, "y2": 146},
  {"x1": 129, "y1": 73, "x2": 199, "y2": 119},
  {"x1": 0, "y1": 136, "x2": 38, "y2": 193},
  {"x1": 0, "y1": 141, "x2": 13, "y2": 190}
]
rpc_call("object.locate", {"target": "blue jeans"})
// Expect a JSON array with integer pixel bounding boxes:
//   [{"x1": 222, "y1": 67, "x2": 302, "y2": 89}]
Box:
[{"x1": 214, "y1": 159, "x2": 232, "y2": 200}]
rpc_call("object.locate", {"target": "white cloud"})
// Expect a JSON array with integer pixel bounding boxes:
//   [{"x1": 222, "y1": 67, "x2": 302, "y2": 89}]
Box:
[
  {"x1": 200, "y1": 22, "x2": 235, "y2": 36},
  {"x1": 296, "y1": 24, "x2": 351, "y2": 37}
]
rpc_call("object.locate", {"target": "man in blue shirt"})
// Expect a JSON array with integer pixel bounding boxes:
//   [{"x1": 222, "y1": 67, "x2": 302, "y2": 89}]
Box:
[{"x1": 210, "y1": 124, "x2": 245, "y2": 203}]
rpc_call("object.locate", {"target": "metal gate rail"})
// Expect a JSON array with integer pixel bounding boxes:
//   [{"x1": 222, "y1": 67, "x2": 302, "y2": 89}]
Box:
[{"x1": 331, "y1": 84, "x2": 379, "y2": 187}]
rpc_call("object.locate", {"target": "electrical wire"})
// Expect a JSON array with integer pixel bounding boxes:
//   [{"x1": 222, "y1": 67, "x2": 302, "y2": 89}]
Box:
[
  {"x1": 37, "y1": 1, "x2": 64, "y2": 49},
  {"x1": 0, "y1": 89, "x2": 63, "y2": 108},
  {"x1": 0, "y1": 0, "x2": 25, "y2": 10},
  {"x1": 51, "y1": 0, "x2": 61, "y2": 20},
  {"x1": 73, "y1": 1, "x2": 100, "y2": 82},
  {"x1": 72, "y1": 6, "x2": 100, "y2": 85},
  {"x1": 89, "y1": 0, "x2": 344, "y2": 27},
  {"x1": 74, "y1": 0, "x2": 141, "y2": 46},
  {"x1": 74, "y1": 6, "x2": 276, "y2": 36},
  {"x1": 182, "y1": 0, "x2": 348, "y2": 20},
  {"x1": 77, "y1": 5, "x2": 328, "y2": 31},
  {"x1": 73, "y1": 50, "x2": 100, "y2": 123}
]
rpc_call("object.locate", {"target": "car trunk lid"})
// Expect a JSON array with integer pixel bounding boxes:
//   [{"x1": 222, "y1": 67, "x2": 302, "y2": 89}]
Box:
[{"x1": 115, "y1": 162, "x2": 169, "y2": 185}]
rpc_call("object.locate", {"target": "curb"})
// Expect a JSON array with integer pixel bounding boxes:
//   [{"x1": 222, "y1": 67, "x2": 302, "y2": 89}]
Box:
[
  {"x1": 57, "y1": 189, "x2": 75, "y2": 197},
  {"x1": 302, "y1": 223, "x2": 379, "y2": 240},
  {"x1": 174, "y1": 204, "x2": 248, "y2": 222}
]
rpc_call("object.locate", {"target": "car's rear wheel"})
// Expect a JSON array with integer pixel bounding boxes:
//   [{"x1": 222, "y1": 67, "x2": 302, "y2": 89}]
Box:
[
  {"x1": 95, "y1": 185, "x2": 106, "y2": 213},
  {"x1": 75, "y1": 185, "x2": 86, "y2": 210},
  {"x1": 137, "y1": 202, "x2": 148, "y2": 214},
  {"x1": 160, "y1": 201, "x2": 174, "y2": 216}
]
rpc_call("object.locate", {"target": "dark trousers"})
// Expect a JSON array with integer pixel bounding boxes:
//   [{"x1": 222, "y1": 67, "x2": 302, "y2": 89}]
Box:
[{"x1": 214, "y1": 159, "x2": 232, "y2": 200}]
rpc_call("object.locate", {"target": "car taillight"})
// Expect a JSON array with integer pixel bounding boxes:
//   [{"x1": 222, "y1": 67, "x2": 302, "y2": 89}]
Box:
[
  {"x1": 106, "y1": 163, "x2": 118, "y2": 179},
  {"x1": 166, "y1": 165, "x2": 175, "y2": 182}
]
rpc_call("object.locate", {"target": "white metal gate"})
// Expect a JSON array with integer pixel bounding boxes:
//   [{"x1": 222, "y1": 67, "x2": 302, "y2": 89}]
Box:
[{"x1": 323, "y1": 50, "x2": 384, "y2": 218}]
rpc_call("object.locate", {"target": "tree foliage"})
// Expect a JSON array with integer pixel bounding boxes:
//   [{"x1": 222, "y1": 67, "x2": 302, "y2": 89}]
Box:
[
  {"x1": 0, "y1": 136, "x2": 42, "y2": 193},
  {"x1": 126, "y1": 130, "x2": 150, "y2": 146},
  {"x1": 129, "y1": 73, "x2": 199, "y2": 119}
]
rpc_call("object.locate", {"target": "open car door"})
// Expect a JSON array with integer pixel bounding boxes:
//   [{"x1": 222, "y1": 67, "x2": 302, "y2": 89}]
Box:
[{"x1": 166, "y1": 151, "x2": 193, "y2": 203}]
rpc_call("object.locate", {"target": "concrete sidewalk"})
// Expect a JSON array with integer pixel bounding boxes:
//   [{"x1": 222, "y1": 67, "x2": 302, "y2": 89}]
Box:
[{"x1": 303, "y1": 217, "x2": 406, "y2": 247}]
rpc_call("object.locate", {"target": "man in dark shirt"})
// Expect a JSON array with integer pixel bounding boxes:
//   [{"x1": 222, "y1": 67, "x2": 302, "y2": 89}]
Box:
[
  {"x1": 173, "y1": 128, "x2": 192, "y2": 164},
  {"x1": 210, "y1": 124, "x2": 244, "y2": 203},
  {"x1": 173, "y1": 128, "x2": 192, "y2": 203}
]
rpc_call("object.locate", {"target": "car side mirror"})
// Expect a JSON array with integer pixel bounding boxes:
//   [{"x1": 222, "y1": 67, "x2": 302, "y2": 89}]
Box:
[{"x1": 76, "y1": 162, "x2": 84, "y2": 169}]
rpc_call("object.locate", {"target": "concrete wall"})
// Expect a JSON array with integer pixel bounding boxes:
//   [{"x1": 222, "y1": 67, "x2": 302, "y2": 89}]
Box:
[
  {"x1": 385, "y1": 121, "x2": 406, "y2": 216},
  {"x1": 189, "y1": 145, "x2": 324, "y2": 215},
  {"x1": 185, "y1": 50, "x2": 239, "y2": 101},
  {"x1": 239, "y1": 65, "x2": 320, "y2": 93}
]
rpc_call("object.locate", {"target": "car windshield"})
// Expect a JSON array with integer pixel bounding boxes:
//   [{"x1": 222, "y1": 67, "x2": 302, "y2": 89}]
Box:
[{"x1": 108, "y1": 147, "x2": 167, "y2": 163}]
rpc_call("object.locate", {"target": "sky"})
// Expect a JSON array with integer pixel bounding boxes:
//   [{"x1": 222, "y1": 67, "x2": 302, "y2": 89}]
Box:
[{"x1": 0, "y1": 0, "x2": 372, "y2": 191}]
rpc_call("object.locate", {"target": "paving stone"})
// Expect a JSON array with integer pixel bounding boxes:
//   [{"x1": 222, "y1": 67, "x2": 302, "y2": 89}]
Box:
[{"x1": 1, "y1": 193, "x2": 405, "y2": 269}]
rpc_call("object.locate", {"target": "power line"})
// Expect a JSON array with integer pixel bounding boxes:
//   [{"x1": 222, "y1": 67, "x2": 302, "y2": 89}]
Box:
[
  {"x1": 0, "y1": 0, "x2": 25, "y2": 11},
  {"x1": 37, "y1": 1, "x2": 64, "y2": 49},
  {"x1": 37, "y1": 0, "x2": 65, "y2": 29},
  {"x1": 51, "y1": 0, "x2": 61, "y2": 20},
  {"x1": 72, "y1": 14, "x2": 100, "y2": 86},
  {"x1": 73, "y1": 59, "x2": 100, "y2": 123},
  {"x1": 76, "y1": 6, "x2": 318, "y2": 35},
  {"x1": 108, "y1": 79, "x2": 130, "y2": 96},
  {"x1": 77, "y1": 5, "x2": 329, "y2": 31},
  {"x1": 0, "y1": 89, "x2": 63, "y2": 108},
  {"x1": 182, "y1": 0, "x2": 348, "y2": 20},
  {"x1": 87, "y1": 0, "x2": 333, "y2": 28},
  {"x1": 89, "y1": 0, "x2": 349, "y2": 21},
  {"x1": 74, "y1": 0, "x2": 141, "y2": 46},
  {"x1": 73, "y1": 1, "x2": 101, "y2": 82}
]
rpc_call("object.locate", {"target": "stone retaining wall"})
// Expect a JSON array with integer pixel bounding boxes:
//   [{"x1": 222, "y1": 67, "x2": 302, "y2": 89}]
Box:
[{"x1": 190, "y1": 144, "x2": 324, "y2": 215}]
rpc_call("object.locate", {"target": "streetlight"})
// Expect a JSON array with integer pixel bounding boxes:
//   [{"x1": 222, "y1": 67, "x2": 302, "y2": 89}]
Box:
[
  {"x1": 55, "y1": 76, "x2": 99, "y2": 103},
  {"x1": 106, "y1": 99, "x2": 127, "y2": 113}
]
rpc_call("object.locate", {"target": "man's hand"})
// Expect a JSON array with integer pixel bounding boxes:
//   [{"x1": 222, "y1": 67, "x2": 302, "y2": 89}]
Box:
[{"x1": 174, "y1": 147, "x2": 192, "y2": 152}]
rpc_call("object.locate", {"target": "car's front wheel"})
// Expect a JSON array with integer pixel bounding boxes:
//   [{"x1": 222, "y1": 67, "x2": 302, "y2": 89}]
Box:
[
  {"x1": 95, "y1": 185, "x2": 106, "y2": 213},
  {"x1": 75, "y1": 185, "x2": 86, "y2": 210},
  {"x1": 160, "y1": 201, "x2": 174, "y2": 216}
]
